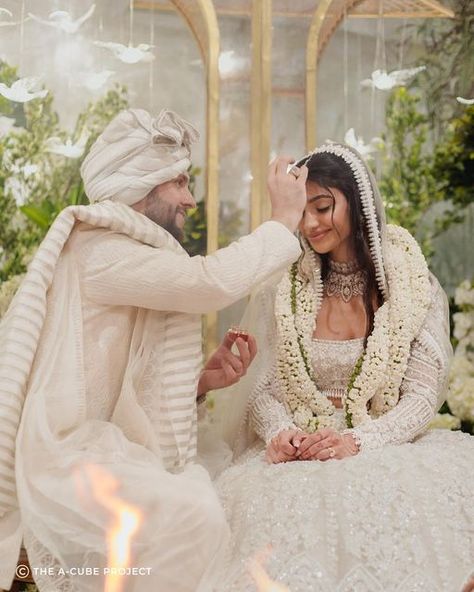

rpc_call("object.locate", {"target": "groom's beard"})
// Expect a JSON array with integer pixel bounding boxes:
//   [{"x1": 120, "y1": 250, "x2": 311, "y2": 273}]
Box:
[{"x1": 143, "y1": 199, "x2": 185, "y2": 243}]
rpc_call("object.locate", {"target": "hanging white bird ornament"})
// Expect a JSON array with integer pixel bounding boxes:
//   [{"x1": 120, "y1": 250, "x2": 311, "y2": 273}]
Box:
[
  {"x1": 44, "y1": 130, "x2": 89, "y2": 159},
  {"x1": 0, "y1": 7, "x2": 29, "y2": 27},
  {"x1": 0, "y1": 77, "x2": 48, "y2": 103},
  {"x1": 456, "y1": 97, "x2": 474, "y2": 105},
  {"x1": 94, "y1": 41, "x2": 155, "y2": 64},
  {"x1": 344, "y1": 128, "x2": 383, "y2": 158},
  {"x1": 361, "y1": 66, "x2": 426, "y2": 91},
  {"x1": 28, "y1": 4, "x2": 95, "y2": 34}
]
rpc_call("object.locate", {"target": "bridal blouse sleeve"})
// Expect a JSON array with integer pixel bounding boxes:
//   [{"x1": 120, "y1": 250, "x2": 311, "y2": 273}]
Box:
[
  {"x1": 249, "y1": 364, "x2": 296, "y2": 444},
  {"x1": 346, "y1": 279, "x2": 452, "y2": 451}
]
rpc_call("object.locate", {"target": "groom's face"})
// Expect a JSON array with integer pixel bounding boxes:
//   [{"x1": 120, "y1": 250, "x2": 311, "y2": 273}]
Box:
[{"x1": 141, "y1": 173, "x2": 196, "y2": 241}]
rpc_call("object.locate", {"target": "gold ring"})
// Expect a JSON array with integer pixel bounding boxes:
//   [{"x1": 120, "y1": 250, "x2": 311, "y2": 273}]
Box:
[{"x1": 328, "y1": 447, "x2": 336, "y2": 458}]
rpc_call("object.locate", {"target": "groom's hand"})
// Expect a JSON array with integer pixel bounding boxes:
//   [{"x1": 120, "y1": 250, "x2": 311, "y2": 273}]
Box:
[
  {"x1": 268, "y1": 156, "x2": 308, "y2": 233},
  {"x1": 198, "y1": 330, "x2": 257, "y2": 395},
  {"x1": 265, "y1": 429, "x2": 301, "y2": 464}
]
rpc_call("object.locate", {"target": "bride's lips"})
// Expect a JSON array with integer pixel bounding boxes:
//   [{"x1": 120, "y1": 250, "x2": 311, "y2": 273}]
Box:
[{"x1": 308, "y1": 229, "x2": 331, "y2": 241}]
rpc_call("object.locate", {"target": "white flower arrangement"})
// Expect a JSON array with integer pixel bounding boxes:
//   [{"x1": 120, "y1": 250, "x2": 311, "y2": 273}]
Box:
[
  {"x1": 429, "y1": 412, "x2": 461, "y2": 431},
  {"x1": 447, "y1": 280, "x2": 474, "y2": 423},
  {"x1": 275, "y1": 224, "x2": 432, "y2": 432}
]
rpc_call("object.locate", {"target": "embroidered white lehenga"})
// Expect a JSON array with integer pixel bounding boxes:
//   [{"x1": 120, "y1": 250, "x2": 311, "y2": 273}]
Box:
[{"x1": 207, "y1": 144, "x2": 474, "y2": 592}]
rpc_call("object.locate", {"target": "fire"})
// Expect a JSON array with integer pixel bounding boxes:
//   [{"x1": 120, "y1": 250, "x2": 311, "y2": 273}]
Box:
[
  {"x1": 248, "y1": 545, "x2": 290, "y2": 592},
  {"x1": 76, "y1": 464, "x2": 143, "y2": 592}
]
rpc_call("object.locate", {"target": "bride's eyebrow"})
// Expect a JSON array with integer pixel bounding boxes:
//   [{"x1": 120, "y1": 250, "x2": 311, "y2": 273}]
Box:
[{"x1": 308, "y1": 194, "x2": 333, "y2": 203}]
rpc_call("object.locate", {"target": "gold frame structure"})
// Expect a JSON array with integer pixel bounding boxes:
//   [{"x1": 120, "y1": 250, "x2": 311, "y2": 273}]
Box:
[
  {"x1": 250, "y1": 0, "x2": 273, "y2": 231},
  {"x1": 305, "y1": 0, "x2": 454, "y2": 149},
  {"x1": 134, "y1": 0, "x2": 454, "y2": 350},
  {"x1": 135, "y1": 0, "x2": 220, "y2": 352}
]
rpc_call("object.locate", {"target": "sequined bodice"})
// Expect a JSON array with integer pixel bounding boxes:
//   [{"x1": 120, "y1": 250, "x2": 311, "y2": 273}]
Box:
[{"x1": 311, "y1": 338, "x2": 364, "y2": 399}]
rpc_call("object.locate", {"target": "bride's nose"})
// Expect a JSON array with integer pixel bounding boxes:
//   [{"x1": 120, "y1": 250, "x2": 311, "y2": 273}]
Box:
[{"x1": 303, "y1": 209, "x2": 321, "y2": 232}]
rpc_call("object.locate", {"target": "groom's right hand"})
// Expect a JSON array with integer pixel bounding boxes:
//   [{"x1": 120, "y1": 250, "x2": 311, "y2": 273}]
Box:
[
  {"x1": 268, "y1": 156, "x2": 308, "y2": 233},
  {"x1": 265, "y1": 428, "x2": 301, "y2": 464}
]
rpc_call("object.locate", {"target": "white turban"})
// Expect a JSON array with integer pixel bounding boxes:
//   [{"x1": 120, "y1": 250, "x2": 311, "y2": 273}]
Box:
[{"x1": 80, "y1": 108, "x2": 199, "y2": 205}]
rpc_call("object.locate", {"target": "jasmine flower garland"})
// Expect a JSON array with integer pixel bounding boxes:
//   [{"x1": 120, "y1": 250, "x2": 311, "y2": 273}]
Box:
[{"x1": 275, "y1": 224, "x2": 432, "y2": 432}]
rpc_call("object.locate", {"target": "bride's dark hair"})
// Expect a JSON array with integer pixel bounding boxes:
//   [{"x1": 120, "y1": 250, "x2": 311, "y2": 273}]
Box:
[{"x1": 297, "y1": 151, "x2": 383, "y2": 340}]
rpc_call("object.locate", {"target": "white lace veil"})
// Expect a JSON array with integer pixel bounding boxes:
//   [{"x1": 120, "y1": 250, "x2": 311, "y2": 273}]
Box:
[{"x1": 199, "y1": 143, "x2": 452, "y2": 473}]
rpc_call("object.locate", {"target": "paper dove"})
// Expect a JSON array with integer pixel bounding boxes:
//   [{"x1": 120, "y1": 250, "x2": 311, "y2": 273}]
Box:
[
  {"x1": 28, "y1": 4, "x2": 95, "y2": 34},
  {"x1": 45, "y1": 130, "x2": 89, "y2": 159},
  {"x1": 456, "y1": 97, "x2": 474, "y2": 105},
  {"x1": 361, "y1": 66, "x2": 426, "y2": 91},
  {"x1": 344, "y1": 128, "x2": 383, "y2": 159},
  {"x1": 0, "y1": 116, "x2": 17, "y2": 137},
  {"x1": 0, "y1": 77, "x2": 48, "y2": 103},
  {"x1": 94, "y1": 41, "x2": 154, "y2": 64},
  {"x1": 76, "y1": 70, "x2": 115, "y2": 91}
]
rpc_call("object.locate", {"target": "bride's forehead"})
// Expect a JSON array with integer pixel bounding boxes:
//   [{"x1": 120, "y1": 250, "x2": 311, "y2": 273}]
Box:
[{"x1": 305, "y1": 181, "x2": 345, "y2": 200}]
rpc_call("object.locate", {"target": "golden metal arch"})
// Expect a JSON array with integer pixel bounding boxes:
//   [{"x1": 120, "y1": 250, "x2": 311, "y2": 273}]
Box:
[
  {"x1": 135, "y1": 0, "x2": 220, "y2": 351},
  {"x1": 250, "y1": 0, "x2": 273, "y2": 231}
]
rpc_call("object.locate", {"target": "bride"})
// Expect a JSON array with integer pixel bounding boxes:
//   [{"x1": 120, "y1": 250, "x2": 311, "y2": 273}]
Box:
[{"x1": 210, "y1": 143, "x2": 474, "y2": 591}]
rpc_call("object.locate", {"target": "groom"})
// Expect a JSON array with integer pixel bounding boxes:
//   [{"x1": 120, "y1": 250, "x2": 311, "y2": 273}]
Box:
[{"x1": 0, "y1": 108, "x2": 308, "y2": 591}]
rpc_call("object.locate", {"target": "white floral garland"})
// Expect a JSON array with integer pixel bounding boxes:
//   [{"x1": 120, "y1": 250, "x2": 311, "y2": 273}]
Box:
[{"x1": 275, "y1": 224, "x2": 432, "y2": 432}]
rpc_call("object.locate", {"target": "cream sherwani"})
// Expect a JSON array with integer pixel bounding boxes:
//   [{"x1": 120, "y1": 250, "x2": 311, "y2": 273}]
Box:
[{"x1": 0, "y1": 201, "x2": 300, "y2": 591}]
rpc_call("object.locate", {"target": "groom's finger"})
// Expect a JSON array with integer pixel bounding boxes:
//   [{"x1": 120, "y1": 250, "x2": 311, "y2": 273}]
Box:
[
  {"x1": 275, "y1": 155, "x2": 296, "y2": 177},
  {"x1": 226, "y1": 354, "x2": 244, "y2": 375},
  {"x1": 247, "y1": 334, "x2": 258, "y2": 362},
  {"x1": 222, "y1": 359, "x2": 239, "y2": 383},
  {"x1": 234, "y1": 338, "x2": 251, "y2": 371}
]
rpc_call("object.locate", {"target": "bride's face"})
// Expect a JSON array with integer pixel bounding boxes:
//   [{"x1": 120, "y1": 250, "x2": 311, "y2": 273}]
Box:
[{"x1": 299, "y1": 180, "x2": 352, "y2": 258}]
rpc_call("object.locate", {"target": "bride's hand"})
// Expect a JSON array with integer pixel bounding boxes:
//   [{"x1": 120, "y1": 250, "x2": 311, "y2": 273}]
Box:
[
  {"x1": 295, "y1": 428, "x2": 359, "y2": 461},
  {"x1": 265, "y1": 429, "x2": 301, "y2": 464}
]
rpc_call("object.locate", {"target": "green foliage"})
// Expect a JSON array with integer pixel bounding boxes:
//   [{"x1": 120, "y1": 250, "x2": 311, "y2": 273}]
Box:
[
  {"x1": 379, "y1": 87, "x2": 438, "y2": 257},
  {"x1": 432, "y1": 105, "x2": 474, "y2": 233},
  {"x1": 406, "y1": 0, "x2": 474, "y2": 140},
  {"x1": 0, "y1": 60, "x2": 129, "y2": 282},
  {"x1": 183, "y1": 166, "x2": 244, "y2": 257}
]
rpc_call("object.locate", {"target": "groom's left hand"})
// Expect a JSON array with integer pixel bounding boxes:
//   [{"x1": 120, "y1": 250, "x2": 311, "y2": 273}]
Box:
[
  {"x1": 294, "y1": 428, "x2": 359, "y2": 461},
  {"x1": 198, "y1": 330, "x2": 257, "y2": 394}
]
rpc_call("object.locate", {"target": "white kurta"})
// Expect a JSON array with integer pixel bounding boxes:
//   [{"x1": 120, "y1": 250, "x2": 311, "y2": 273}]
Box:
[{"x1": 0, "y1": 202, "x2": 301, "y2": 591}]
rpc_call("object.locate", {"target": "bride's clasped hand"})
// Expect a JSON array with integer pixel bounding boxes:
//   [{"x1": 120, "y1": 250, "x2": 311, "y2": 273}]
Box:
[{"x1": 265, "y1": 427, "x2": 359, "y2": 463}]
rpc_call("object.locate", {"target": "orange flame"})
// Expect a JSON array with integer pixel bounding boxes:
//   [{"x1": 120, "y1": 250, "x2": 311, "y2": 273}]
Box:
[
  {"x1": 77, "y1": 464, "x2": 143, "y2": 592},
  {"x1": 249, "y1": 545, "x2": 290, "y2": 592}
]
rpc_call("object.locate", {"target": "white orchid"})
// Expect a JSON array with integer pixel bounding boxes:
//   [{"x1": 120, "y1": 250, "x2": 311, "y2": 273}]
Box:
[
  {"x1": 0, "y1": 77, "x2": 48, "y2": 103},
  {"x1": 44, "y1": 130, "x2": 89, "y2": 159},
  {"x1": 456, "y1": 97, "x2": 474, "y2": 105},
  {"x1": 344, "y1": 128, "x2": 383, "y2": 159},
  {"x1": 75, "y1": 70, "x2": 115, "y2": 92},
  {"x1": 28, "y1": 4, "x2": 95, "y2": 34},
  {"x1": 0, "y1": 116, "x2": 17, "y2": 137},
  {"x1": 4, "y1": 162, "x2": 38, "y2": 206},
  {"x1": 94, "y1": 41, "x2": 154, "y2": 64},
  {"x1": 361, "y1": 66, "x2": 426, "y2": 91}
]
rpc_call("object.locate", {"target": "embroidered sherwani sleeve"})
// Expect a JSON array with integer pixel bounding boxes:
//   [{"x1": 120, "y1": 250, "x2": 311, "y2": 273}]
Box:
[
  {"x1": 250, "y1": 364, "x2": 296, "y2": 444},
  {"x1": 346, "y1": 284, "x2": 451, "y2": 451},
  {"x1": 80, "y1": 221, "x2": 301, "y2": 313}
]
